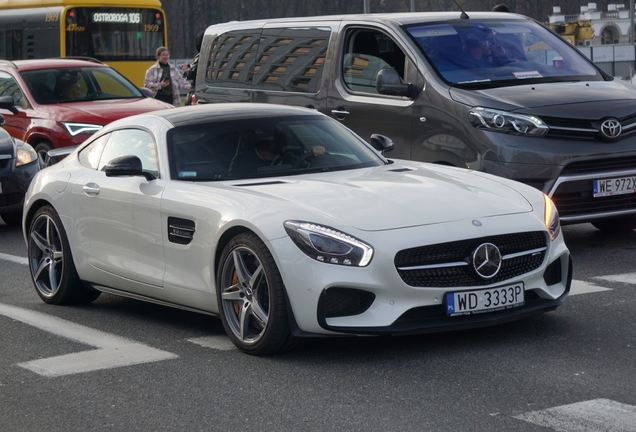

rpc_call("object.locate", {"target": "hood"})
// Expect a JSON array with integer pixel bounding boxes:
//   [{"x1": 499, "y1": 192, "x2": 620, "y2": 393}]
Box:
[
  {"x1": 39, "y1": 98, "x2": 172, "y2": 124},
  {"x1": 229, "y1": 163, "x2": 533, "y2": 231},
  {"x1": 449, "y1": 80, "x2": 636, "y2": 117}
]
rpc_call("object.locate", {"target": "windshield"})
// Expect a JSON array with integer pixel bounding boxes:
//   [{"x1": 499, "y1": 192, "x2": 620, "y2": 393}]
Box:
[
  {"x1": 405, "y1": 19, "x2": 602, "y2": 87},
  {"x1": 168, "y1": 115, "x2": 386, "y2": 181},
  {"x1": 20, "y1": 66, "x2": 143, "y2": 104}
]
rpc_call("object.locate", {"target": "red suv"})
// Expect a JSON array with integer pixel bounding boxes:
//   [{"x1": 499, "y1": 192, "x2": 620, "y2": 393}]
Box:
[{"x1": 0, "y1": 58, "x2": 172, "y2": 160}]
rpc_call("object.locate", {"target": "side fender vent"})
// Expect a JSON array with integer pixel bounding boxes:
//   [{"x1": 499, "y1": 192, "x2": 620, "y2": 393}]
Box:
[{"x1": 168, "y1": 217, "x2": 195, "y2": 245}]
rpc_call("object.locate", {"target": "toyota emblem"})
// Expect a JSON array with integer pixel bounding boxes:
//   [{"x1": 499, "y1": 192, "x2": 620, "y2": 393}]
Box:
[
  {"x1": 600, "y1": 119, "x2": 622, "y2": 138},
  {"x1": 472, "y1": 243, "x2": 502, "y2": 279}
]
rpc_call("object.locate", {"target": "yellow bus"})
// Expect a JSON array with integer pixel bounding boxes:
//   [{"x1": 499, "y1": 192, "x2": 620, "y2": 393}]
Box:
[{"x1": 0, "y1": 0, "x2": 167, "y2": 86}]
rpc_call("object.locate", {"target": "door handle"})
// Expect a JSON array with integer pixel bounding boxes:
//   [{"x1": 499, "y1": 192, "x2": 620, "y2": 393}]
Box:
[
  {"x1": 82, "y1": 183, "x2": 100, "y2": 196},
  {"x1": 331, "y1": 109, "x2": 350, "y2": 120}
]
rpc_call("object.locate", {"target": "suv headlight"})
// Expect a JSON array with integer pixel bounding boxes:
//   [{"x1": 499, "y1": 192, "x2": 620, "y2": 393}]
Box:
[
  {"x1": 469, "y1": 107, "x2": 549, "y2": 137},
  {"x1": 544, "y1": 194, "x2": 561, "y2": 240},
  {"x1": 61, "y1": 122, "x2": 103, "y2": 136},
  {"x1": 284, "y1": 221, "x2": 373, "y2": 266},
  {"x1": 15, "y1": 141, "x2": 38, "y2": 167}
]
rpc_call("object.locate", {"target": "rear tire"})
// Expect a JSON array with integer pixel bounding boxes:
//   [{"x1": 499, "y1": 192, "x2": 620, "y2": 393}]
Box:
[
  {"x1": 27, "y1": 206, "x2": 100, "y2": 304},
  {"x1": 591, "y1": 217, "x2": 636, "y2": 232},
  {"x1": 217, "y1": 232, "x2": 297, "y2": 355}
]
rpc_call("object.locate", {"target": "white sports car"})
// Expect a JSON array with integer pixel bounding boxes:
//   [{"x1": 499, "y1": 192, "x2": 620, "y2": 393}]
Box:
[{"x1": 23, "y1": 104, "x2": 571, "y2": 355}]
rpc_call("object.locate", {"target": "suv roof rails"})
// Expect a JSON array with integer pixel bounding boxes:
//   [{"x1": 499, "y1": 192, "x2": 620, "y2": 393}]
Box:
[{"x1": 56, "y1": 56, "x2": 104, "y2": 64}]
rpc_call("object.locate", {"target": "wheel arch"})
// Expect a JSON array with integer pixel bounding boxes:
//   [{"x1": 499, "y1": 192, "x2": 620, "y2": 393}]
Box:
[
  {"x1": 214, "y1": 225, "x2": 258, "y2": 277},
  {"x1": 24, "y1": 198, "x2": 54, "y2": 234}
]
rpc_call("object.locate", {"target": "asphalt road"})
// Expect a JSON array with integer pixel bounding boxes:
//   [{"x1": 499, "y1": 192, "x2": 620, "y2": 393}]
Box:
[{"x1": 1, "y1": 221, "x2": 635, "y2": 432}]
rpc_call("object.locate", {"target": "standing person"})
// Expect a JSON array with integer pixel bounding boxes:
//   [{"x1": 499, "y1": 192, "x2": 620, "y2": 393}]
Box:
[
  {"x1": 181, "y1": 31, "x2": 205, "y2": 105},
  {"x1": 144, "y1": 46, "x2": 190, "y2": 107}
]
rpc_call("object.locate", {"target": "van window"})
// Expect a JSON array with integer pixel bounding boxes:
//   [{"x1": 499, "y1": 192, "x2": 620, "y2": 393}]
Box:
[
  {"x1": 405, "y1": 20, "x2": 601, "y2": 87},
  {"x1": 342, "y1": 29, "x2": 408, "y2": 94},
  {"x1": 205, "y1": 30, "x2": 260, "y2": 88},
  {"x1": 253, "y1": 27, "x2": 330, "y2": 93}
]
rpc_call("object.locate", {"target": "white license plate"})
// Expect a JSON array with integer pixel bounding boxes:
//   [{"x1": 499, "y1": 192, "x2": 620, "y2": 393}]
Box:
[
  {"x1": 593, "y1": 175, "x2": 636, "y2": 197},
  {"x1": 446, "y1": 283, "x2": 524, "y2": 317}
]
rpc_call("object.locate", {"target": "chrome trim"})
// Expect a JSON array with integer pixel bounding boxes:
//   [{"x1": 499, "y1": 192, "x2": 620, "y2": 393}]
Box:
[
  {"x1": 549, "y1": 126, "x2": 598, "y2": 133},
  {"x1": 502, "y1": 247, "x2": 547, "y2": 260}
]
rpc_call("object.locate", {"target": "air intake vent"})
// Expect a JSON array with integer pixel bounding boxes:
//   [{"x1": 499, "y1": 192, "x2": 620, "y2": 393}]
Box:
[{"x1": 168, "y1": 217, "x2": 195, "y2": 245}]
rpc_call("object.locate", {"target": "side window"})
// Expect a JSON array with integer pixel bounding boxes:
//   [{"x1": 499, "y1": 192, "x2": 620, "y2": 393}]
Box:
[
  {"x1": 253, "y1": 27, "x2": 330, "y2": 93},
  {"x1": 79, "y1": 134, "x2": 110, "y2": 169},
  {"x1": 97, "y1": 129, "x2": 159, "y2": 177},
  {"x1": 0, "y1": 71, "x2": 29, "y2": 109},
  {"x1": 205, "y1": 30, "x2": 260, "y2": 89},
  {"x1": 342, "y1": 29, "x2": 407, "y2": 95}
]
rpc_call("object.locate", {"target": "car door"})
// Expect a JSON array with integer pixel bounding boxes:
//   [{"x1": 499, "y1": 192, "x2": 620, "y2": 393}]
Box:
[
  {"x1": 327, "y1": 25, "x2": 422, "y2": 160},
  {"x1": 71, "y1": 128, "x2": 165, "y2": 292}
]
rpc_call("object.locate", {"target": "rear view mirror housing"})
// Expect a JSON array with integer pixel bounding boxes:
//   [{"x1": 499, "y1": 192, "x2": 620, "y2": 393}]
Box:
[{"x1": 376, "y1": 69, "x2": 415, "y2": 98}]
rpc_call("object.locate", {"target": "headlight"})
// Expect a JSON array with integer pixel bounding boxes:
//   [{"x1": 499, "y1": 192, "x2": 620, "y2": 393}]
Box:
[
  {"x1": 15, "y1": 141, "x2": 38, "y2": 167},
  {"x1": 544, "y1": 194, "x2": 561, "y2": 240},
  {"x1": 284, "y1": 221, "x2": 373, "y2": 267},
  {"x1": 469, "y1": 107, "x2": 549, "y2": 137},
  {"x1": 61, "y1": 122, "x2": 103, "y2": 136}
]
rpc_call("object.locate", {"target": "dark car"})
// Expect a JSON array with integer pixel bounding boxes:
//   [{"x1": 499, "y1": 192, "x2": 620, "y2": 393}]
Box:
[
  {"x1": 0, "y1": 96, "x2": 39, "y2": 226},
  {"x1": 0, "y1": 58, "x2": 172, "y2": 161}
]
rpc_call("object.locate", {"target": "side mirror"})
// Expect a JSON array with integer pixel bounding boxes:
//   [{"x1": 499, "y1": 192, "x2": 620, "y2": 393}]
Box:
[
  {"x1": 104, "y1": 155, "x2": 156, "y2": 181},
  {"x1": 370, "y1": 134, "x2": 395, "y2": 154},
  {"x1": 0, "y1": 95, "x2": 19, "y2": 114},
  {"x1": 0, "y1": 114, "x2": 4, "y2": 127},
  {"x1": 139, "y1": 87, "x2": 154, "y2": 98},
  {"x1": 376, "y1": 69, "x2": 414, "y2": 98}
]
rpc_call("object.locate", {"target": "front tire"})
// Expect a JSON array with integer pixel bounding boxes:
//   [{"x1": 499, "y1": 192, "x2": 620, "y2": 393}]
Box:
[
  {"x1": 34, "y1": 141, "x2": 53, "y2": 164},
  {"x1": 28, "y1": 206, "x2": 100, "y2": 304},
  {"x1": 217, "y1": 232, "x2": 296, "y2": 355},
  {"x1": 591, "y1": 217, "x2": 636, "y2": 232}
]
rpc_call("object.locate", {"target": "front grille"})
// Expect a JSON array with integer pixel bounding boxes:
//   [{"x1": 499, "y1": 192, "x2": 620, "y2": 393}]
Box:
[
  {"x1": 0, "y1": 179, "x2": 23, "y2": 208},
  {"x1": 395, "y1": 231, "x2": 547, "y2": 287},
  {"x1": 561, "y1": 155, "x2": 636, "y2": 176},
  {"x1": 324, "y1": 288, "x2": 375, "y2": 318},
  {"x1": 552, "y1": 186, "x2": 636, "y2": 218},
  {"x1": 542, "y1": 114, "x2": 636, "y2": 141}
]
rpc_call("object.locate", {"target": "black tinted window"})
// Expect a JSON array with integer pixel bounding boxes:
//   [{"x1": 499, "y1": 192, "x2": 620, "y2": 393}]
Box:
[{"x1": 205, "y1": 30, "x2": 260, "y2": 89}]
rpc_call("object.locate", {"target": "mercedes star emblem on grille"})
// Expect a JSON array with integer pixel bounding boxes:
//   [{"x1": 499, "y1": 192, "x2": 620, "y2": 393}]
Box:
[
  {"x1": 472, "y1": 243, "x2": 502, "y2": 279},
  {"x1": 600, "y1": 119, "x2": 622, "y2": 138}
]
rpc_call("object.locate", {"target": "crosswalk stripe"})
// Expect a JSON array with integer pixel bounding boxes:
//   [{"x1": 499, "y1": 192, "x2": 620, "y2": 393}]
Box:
[
  {"x1": 0, "y1": 252, "x2": 27, "y2": 266},
  {"x1": 569, "y1": 280, "x2": 612, "y2": 296},
  {"x1": 594, "y1": 272, "x2": 636, "y2": 284},
  {"x1": 188, "y1": 335, "x2": 236, "y2": 351},
  {"x1": 514, "y1": 398, "x2": 636, "y2": 431},
  {"x1": 0, "y1": 303, "x2": 178, "y2": 377}
]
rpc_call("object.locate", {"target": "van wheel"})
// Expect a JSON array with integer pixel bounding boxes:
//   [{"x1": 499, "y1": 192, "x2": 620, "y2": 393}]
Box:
[
  {"x1": 28, "y1": 206, "x2": 100, "y2": 304},
  {"x1": 217, "y1": 232, "x2": 297, "y2": 355},
  {"x1": 34, "y1": 142, "x2": 53, "y2": 164},
  {"x1": 591, "y1": 217, "x2": 636, "y2": 232}
]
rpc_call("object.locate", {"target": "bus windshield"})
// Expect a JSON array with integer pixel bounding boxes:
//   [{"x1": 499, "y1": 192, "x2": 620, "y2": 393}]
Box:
[{"x1": 65, "y1": 7, "x2": 165, "y2": 61}]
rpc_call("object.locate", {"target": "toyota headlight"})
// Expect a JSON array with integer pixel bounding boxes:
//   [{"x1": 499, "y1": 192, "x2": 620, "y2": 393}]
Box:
[
  {"x1": 284, "y1": 221, "x2": 373, "y2": 267},
  {"x1": 61, "y1": 122, "x2": 103, "y2": 136},
  {"x1": 544, "y1": 194, "x2": 561, "y2": 240},
  {"x1": 15, "y1": 141, "x2": 38, "y2": 167},
  {"x1": 469, "y1": 107, "x2": 549, "y2": 137}
]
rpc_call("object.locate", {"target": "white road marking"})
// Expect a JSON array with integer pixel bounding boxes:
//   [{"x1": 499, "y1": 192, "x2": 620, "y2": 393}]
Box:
[
  {"x1": 595, "y1": 272, "x2": 636, "y2": 284},
  {"x1": 0, "y1": 303, "x2": 178, "y2": 377},
  {"x1": 514, "y1": 398, "x2": 636, "y2": 431},
  {"x1": 0, "y1": 252, "x2": 27, "y2": 266},
  {"x1": 569, "y1": 280, "x2": 612, "y2": 296},
  {"x1": 188, "y1": 335, "x2": 236, "y2": 351}
]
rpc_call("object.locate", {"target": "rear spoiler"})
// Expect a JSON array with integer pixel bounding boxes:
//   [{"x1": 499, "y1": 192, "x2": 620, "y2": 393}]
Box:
[{"x1": 45, "y1": 145, "x2": 78, "y2": 167}]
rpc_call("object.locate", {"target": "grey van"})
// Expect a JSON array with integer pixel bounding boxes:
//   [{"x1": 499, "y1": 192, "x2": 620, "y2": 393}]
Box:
[{"x1": 195, "y1": 12, "x2": 636, "y2": 231}]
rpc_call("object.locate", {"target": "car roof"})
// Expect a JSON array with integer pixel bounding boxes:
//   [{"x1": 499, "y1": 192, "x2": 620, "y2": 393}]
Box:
[
  {"x1": 153, "y1": 103, "x2": 323, "y2": 128},
  {"x1": 0, "y1": 58, "x2": 107, "y2": 71},
  {"x1": 205, "y1": 12, "x2": 528, "y2": 30}
]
